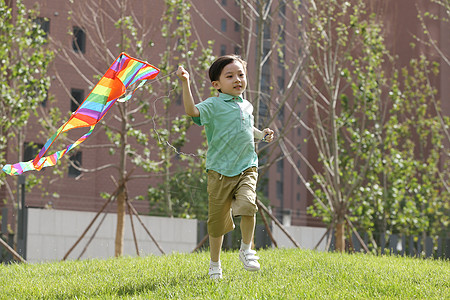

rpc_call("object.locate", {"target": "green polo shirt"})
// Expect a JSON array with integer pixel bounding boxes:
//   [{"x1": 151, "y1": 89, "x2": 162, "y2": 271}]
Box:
[{"x1": 192, "y1": 93, "x2": 258, "y2": 177}]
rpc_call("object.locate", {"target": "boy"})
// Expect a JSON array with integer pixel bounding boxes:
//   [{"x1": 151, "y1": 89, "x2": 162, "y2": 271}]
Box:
[{"x1": 176, "y1": 55, "x2": 274, "y2": 279}]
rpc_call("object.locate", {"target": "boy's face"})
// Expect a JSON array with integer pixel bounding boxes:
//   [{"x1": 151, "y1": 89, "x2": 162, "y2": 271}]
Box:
[{"x1": 212, "y1": 61, "x2": 247, "y2": 97}]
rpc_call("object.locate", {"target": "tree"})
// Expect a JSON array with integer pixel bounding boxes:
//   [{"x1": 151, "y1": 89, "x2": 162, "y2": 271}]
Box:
[
  {"x1": 416, "y1": 0, "x2": 450, "y2": 200},
  {"x1": 148, "y1": 0, "x2": 213, "y2": 218},
  {"x1": 285, "y1": 1, "x2": 390, "y2": 252},
  {"x1": 336, "y1": 1, "x2": 450, "y2": 252},
  {"x1": 300, "y1": 1, "x2": 449, "y2": 252},
  {"x1": 47, "y1": 0, "x2": 213, "y2": 256},
  {"x1": 47, "y1": 0, "x2": 167, "y2": 256},
  {"x1": 0, "y1": 0, "x2": 53, "y2": 234},
  {"x1": 352, "y1": 56, "x2": 449, "y2": 251}
]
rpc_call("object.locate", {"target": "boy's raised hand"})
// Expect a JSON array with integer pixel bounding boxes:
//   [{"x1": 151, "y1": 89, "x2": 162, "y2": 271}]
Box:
[
  {"x1": 262, "y1": 128, "x2": 274, "y2": 143},
  {"x1": 176, "y1": 66, "x2": 190, "y2": 82}
]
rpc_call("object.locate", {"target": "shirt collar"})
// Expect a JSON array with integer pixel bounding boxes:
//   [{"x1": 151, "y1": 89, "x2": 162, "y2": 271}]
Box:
[{"x1": 218, "y1": 93, "x2": 243, "y2": 103}]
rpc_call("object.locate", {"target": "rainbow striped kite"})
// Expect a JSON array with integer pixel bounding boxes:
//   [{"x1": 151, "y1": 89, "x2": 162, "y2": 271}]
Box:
[{"x1": 2, "y1": 52, "x2": 159, "y2": 176}]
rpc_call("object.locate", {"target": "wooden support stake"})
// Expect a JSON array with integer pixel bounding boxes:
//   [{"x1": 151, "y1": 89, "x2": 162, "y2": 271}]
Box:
[
  {"x1": 0, "y1": 235, "x2": 26, "y2": 263},
  {"x1": 325, "y1": 228, "x2": 333, "y2": 251},
  {"x1": 127, "y1": 201, "x2": 165, "y2": 255},
  {"x1": 346, "y1": 221, "x2": 355, "y2": 252},
  {"x1": 192, "y1": 234, "x2": 209, "y2": 253},
  {"x1": 62, "y1": 188, "x2": 118, "y2": 261},
  {"x1": 256, "y1": 199, "x2": 301, "y2": 248},
  {"x1": 257, "y1": 202, "x2": 278, "y2": 248},
  {"x1": 77, "y1": 211, "x2": 109, "y2": 260},
  {"x1": 314, "y1": 225, "x2": 331, "y2": 250},
  {"x1": 127, "y1": 199, "x2": 140, "y2": 256},
  {"x1": 346, "y1": 216, "x2": 369, "y2": 253}
]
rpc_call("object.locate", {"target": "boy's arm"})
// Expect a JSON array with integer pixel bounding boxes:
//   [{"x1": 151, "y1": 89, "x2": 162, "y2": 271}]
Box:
[
  {"x1": 176, "y1": 66, "x2": 200, "y2": 117},
  {"x1": 253, "y1": 127, "x2": 274, "y2": 142}
]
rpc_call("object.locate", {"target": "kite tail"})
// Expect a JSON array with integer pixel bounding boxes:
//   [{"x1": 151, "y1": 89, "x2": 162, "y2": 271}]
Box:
[{"x1": 2, "y1": 125, "x2": 95, "y2": 176}]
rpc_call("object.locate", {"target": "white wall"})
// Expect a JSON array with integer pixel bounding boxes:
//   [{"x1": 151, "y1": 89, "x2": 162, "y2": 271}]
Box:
[
  {"x1": 25, "y1": 208, "x2": 328, "y2": 263},
  {"x1": 26, "y1": 208, "x2": 197, "y2": 263},
  {"x1": 272, "y1": 223, "x2": 327, "y2": 251}
]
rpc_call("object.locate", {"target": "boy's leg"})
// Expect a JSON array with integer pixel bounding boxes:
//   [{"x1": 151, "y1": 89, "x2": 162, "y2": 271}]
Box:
[
  {"x1": 209, "y1": 235, "x2": 224, "y2": 262},
  {"x1": 240, "y1": 215, "x2": 255, "y2": 245},
  {"x1": 206, "y1": 170, "x2": 236, "y2": 279},
  {"x1": 239, "y1": 215, "x2": 260, "y2": 271},
  {"x1": 209, "y1": 235, "x2": 224, "y2": 279},
  {"x1": 232, "y1": 168, "x2": 260, "y2": 271}
]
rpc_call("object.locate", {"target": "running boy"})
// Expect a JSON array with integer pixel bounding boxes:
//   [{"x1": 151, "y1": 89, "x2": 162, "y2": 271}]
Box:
[{"x1": 176, "y1": 55, "x2": 274, "y2": 279}]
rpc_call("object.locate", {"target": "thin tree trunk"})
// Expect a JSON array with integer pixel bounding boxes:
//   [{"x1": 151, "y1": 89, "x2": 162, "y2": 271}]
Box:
[
  {"x1": 115, "y1": 104, "x2": 127, "y2": 256},
  {"x1": 164, "y1": 148, "x2": 173, "y2": 217},
  {"x1": 115, "y1": 189, "x2": 126, "y2": 257},
  {"x1": 335, "y1": 221, "x2": 345, "y2": 252}
]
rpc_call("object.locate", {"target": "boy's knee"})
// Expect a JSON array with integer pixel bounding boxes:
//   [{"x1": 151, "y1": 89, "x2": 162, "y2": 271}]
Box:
[
  {"x1": 208, "y1": 215, "x2": 235, "y2": 237},
  {"x1": 233, "y1": 198, "x2": 258, "y2": 216}
]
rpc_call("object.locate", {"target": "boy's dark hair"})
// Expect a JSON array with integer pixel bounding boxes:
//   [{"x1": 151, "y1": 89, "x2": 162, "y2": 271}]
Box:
[{"x1": 208, "y1": 55, "x2": 247, "y2": 82}]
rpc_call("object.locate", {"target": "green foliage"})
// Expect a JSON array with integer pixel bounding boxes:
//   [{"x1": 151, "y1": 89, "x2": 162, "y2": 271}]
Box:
[
  {"x1": 0, "y1": 0, "x2": 53, "y2": 186},
  {"x1": 353, "y1": 56, "x2": 449, "y2": 242},
  {"x1": 0, "y1": 249, "x2": 448, "y2": 299},
  {"x1": 147, "y1": 152, "x2": 208, "y2": 219},
  {"x1": 304, "y1": 0, "x2": 448, "y2": 252}
]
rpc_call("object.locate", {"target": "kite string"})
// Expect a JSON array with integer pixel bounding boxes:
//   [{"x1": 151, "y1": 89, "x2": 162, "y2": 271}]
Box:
[
  {"x1": 150, "y1": 84, "x2": 200, "y2": 158},
  {"x1": 136, "y1": 70, "x2": 200, "y2": 158},
  {"x1": 111, "y1": 70, "x2": 200, "y2": 158}
]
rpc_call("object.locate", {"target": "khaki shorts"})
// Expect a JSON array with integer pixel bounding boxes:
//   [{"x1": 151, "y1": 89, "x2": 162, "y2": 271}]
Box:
[{"x1": 207, "y1": 167, "x2": 258, "y2": 238}]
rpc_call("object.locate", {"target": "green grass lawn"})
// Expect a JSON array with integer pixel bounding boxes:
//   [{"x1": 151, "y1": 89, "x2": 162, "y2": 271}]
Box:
[{"x1": 0, "y1": 248, "x2": 448, "y2": 299}]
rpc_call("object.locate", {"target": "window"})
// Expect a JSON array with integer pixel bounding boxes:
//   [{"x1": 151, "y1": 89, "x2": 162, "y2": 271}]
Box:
[
  {"x1": 234, "y1": 21, "x2": 240, "y2": 32},
  {"x1": 221, "y1": 19, "x2": 227, "y2": 32},
  {"x1": 71, "y1": 88, "x2": 84, "y2": 112},
  {"x1": 222, "y1": 0, "x2": 227, "y2": 5},
  {"x1": 37, "y1": 87, "x2": 49, "y2": 107},
  {"x1": 41, "y1": 90, "x2": 48, "y2": 107},
  {"x1": 261, "y1": 73, "x2": 270, "y2": 93},
  {"x1": 277, "y1": 159, "x2": 284, "y2": 174},
  {"x1": 263, "y1": 25, "x2": 271, "y2": 39},
  {"x1": 278, "y1": 105, "x2": 285, "y2": 122},
  {"x1": 278, "y1": 26, "x2": 286, "y2": 42},
  {"x1": 68, "y1": 151, "x2": 82, "y2": 177},
  {"x1": 234, "y1": 46, "x2": 240, "y2": 55},
  {"x1": 23, "y1": 142, "x2": 44, "y2": 161},
  {"x1": 276, "y1": 181, "x2": 284, "y2": 200},
  {"x1": 220, "y1": 44, "x2": 227, "y2": 56},
  {"x1": 72, "y1": 26, "x2": 86, "y2": 53},
  {"x1": 277, "y1": 76, "x2": 285, "y2": 93},
  {"x1": 34, "y1": 17, "x2": 50, "y2": 39},
  {"x1": 279, "y1": 0, "x2": 286, "y2": 18},
  {"x1": 258, "y1": 101, "x2": 269, "y2": 125}
]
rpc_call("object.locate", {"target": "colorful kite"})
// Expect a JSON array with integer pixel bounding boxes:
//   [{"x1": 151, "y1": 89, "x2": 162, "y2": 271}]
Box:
[{"x1": 2, "y1": 52, "x2": 159, "y2": 176}]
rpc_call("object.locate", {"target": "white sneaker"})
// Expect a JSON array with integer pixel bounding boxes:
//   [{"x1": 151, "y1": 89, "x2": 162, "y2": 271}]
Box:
[
  {"x1": 209, "y1": 265, "x2": 223, "y2": 279},
  {"x1": 239, "y1": 249, "x2": 260, "y2": 271}
]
